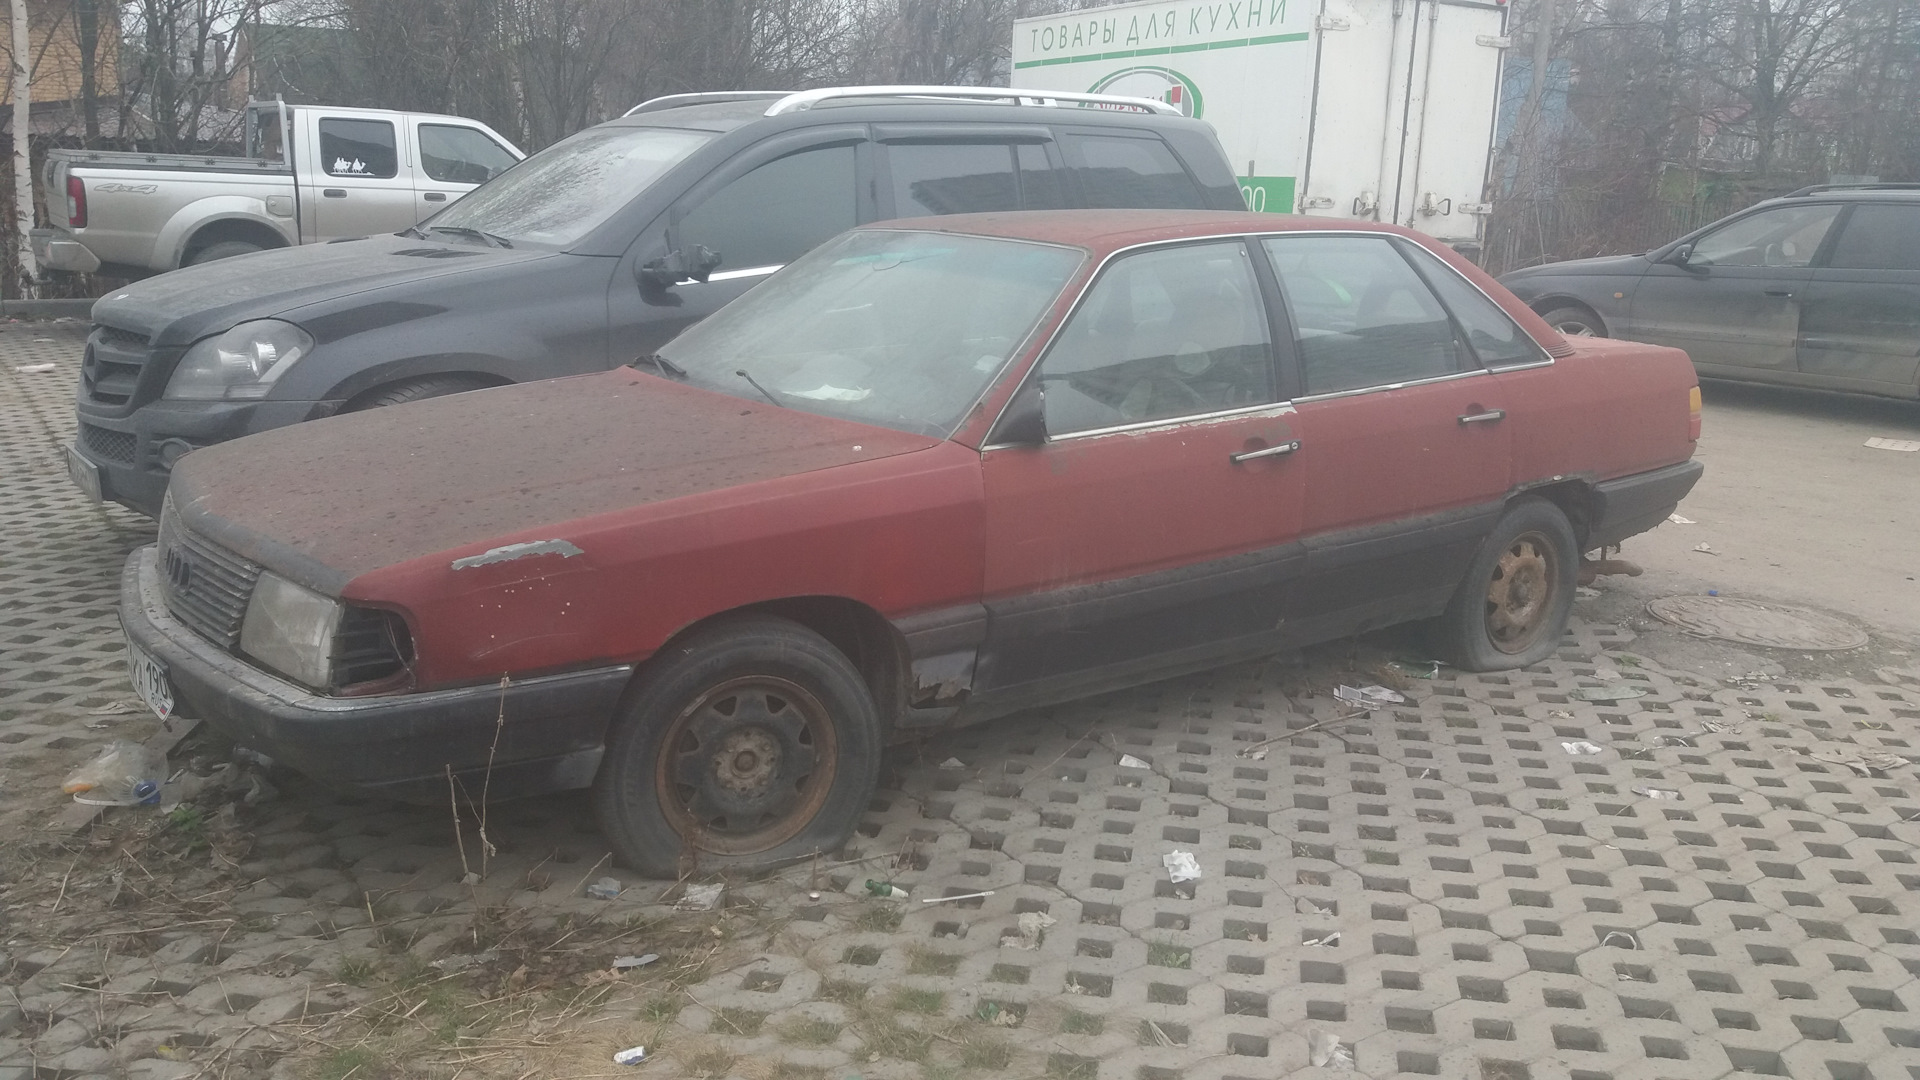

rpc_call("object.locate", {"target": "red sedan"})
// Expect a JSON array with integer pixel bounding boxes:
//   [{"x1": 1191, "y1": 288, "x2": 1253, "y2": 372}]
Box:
[{"x1": 123, "y1": 210, "x2": 1703, "y2": 875}]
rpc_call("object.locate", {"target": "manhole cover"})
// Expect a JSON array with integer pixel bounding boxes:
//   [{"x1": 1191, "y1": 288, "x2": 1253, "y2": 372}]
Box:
[{"x1": 1646, "y1": 595, "x2": 1868, "y2": 651}]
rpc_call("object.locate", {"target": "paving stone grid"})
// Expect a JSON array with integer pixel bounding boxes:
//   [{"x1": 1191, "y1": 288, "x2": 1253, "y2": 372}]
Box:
[{"x1": 2, "y1": 329, "x2": 1919, "y2": 1080}]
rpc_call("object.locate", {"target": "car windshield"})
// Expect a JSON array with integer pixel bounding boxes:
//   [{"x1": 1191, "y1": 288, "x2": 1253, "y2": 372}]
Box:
[
  {"x1": 425, "y1": 125, "x2": 712, "y2": 248},
  {"x1": 656, "y1": 229, "x2": 1085, "y2": 437}
]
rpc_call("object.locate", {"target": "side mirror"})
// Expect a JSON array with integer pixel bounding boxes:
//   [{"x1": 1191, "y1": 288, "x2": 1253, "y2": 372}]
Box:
[
  {"x1": 992, "y1": 380, "x2": 1047, "y2": 446},
  {"x1": 637, "y1": 245, "x2": 723, "y2": 289},
  {"x1": 1667, "y1": 243, "x2": 1702, "y2": 271}
]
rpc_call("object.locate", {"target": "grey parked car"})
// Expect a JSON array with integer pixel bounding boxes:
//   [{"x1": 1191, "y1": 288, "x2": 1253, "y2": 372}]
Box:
[
  {"x1": 68, "y1": 86, "x2": 1248, "y2": 518},
  {"x1": 1499, "y1": 185, "x2": 1920, "y2": 400}
]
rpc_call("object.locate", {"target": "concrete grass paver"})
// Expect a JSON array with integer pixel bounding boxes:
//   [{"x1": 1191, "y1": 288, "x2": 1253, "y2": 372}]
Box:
[{"x1": 2, "y1": 327, "x2": 1917, "y2": 1079}]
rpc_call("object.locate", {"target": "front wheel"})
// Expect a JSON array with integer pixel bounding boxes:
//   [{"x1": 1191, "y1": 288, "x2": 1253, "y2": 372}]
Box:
[
  {"x1": 593, "y1": 615, "x2": 883, "y2": 878},
  {"x1": 1433, "y1": 500, "x2": 1578, "y2": 671},
  {"x1": 1537, "y1": 303, "x2": 1607, "y2": 338}
]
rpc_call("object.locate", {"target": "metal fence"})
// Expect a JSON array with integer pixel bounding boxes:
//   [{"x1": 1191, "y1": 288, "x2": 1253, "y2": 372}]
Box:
[{"x1": 1481, "y1": 192, "x2": 1758, "y2": 276}]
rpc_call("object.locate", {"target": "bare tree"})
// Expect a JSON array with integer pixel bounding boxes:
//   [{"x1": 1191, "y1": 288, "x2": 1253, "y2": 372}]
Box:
[{"x1": 10, "y1": 0, "x2": 35, "y2": 296}]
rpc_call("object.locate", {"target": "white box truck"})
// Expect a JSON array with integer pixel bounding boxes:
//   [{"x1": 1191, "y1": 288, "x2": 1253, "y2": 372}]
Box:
[{"x1": 1010, "y1": 0, "x2": 1510, "y2": 250}]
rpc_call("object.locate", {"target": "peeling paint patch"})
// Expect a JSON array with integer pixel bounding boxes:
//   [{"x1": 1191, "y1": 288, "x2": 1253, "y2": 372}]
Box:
[{"x1": 451, "y1": 538, "x2": 583, "y2": 570}]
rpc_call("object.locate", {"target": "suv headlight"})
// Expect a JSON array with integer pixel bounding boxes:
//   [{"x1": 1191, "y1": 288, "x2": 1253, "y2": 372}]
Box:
[
  {"x1": 240, "y1": 571, "x2": 340, "y2": 689},
  {"x1": 165, "y1": 319, "x2": 314, "y2": 400}
]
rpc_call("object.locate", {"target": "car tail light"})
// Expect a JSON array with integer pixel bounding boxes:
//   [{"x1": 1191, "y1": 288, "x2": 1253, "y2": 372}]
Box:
[
  {"x1": 1687, "y1": 385, "x2": 1702, "y2": 441},
  {"x1": 66, "y1": 175, "x2": 87, "y2": 228}
]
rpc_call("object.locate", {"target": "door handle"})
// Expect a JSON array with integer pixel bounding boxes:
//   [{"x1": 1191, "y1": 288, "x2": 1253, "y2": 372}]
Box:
[
  {"x1": 1230, "y1": 440, "x2": 1301, "y2": 463},
  {"x1": 322, "y1": 188, "x2": 346, "y2": 198},
  {"x1": 1458, "y1": 409, "x2": 1506, "y2": 425},
  {"x1": 1764, "y1": 289, "x2": 1794, "y2": 298},
  {"x1": 423, "y1": 191, "x2": 447, "y2": 202}
]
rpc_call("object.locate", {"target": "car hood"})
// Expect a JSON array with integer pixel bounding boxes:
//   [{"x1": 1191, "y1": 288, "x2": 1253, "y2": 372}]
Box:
[
  {"x1": 1500, "y1": 252, "x2": 1649, "y2": 283},
  {"x1": 90, "y1": 233, "x2": 561, "y2": 347},
  {"x1": 166, "y1": 370, "x2": 943, "y2": 593}
]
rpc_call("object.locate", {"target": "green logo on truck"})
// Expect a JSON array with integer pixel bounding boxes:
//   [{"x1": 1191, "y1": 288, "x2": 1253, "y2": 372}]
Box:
[{"x1": 1088, "y1": 66, "x2": 1204, "y2": 118}]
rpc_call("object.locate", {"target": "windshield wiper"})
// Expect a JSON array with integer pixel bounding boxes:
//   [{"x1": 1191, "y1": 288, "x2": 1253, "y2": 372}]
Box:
[
  {"x1": 398, "y1": 224, "x2": 429, "y2": 239},
  {"x1": 629, "y1": 353, "x2": 687, "y2": 378},
  {"x1": 735, "y1": 368, "x2": 784, "y2": 407},
  {"x1": 428, "y1": 225, "x2": 513, "y2": 249}
]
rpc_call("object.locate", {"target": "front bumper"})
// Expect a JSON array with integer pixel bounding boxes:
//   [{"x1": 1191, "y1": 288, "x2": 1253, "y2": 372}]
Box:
[
  {"x1": 31, "y1": 228, "x2": 102, "y2": 274},
  {"x1": 1589, "y1": 458, "x2": 1705, "y2": 550},
  {"x1": 76, "y1": 397, "x2": 342, "y2": 518},
  {"x1": 120, "y1": 546, "x2": 632, "y2": 802}
]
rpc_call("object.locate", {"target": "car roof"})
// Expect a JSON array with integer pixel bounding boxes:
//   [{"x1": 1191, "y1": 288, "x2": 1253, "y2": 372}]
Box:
[
  {"x1": 866, "y1": 209, "x2": 1426, "y2": 257},
  {"x1": 600, "y1": 97, "x2": 1214, "y2": 136}
]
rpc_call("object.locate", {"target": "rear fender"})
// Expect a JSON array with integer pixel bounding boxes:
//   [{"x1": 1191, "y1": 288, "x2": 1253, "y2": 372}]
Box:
[{"x1": 157, "y1": 199, "x2": 296, "y2": 268}]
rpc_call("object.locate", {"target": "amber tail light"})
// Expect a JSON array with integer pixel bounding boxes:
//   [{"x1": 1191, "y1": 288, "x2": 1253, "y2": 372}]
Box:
[{"x1": 1687, "y1": 386, "x2": 1702, "y2": 441}]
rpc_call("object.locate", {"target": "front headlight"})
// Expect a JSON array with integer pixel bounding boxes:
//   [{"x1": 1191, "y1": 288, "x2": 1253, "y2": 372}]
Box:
[
  {"x1": 240, "y1": 571, "x2": 340, "y2": 689},
  {"x1": 165, "y1": 319, "x2": 314, "y2": 400}
]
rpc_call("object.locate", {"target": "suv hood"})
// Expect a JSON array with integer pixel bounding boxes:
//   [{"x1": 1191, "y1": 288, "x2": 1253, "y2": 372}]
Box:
[
  {"x1": 167, "y1": 370, "x2": 941, "y2": 592},
  {"x1": 91, "y1": 233, "x2": 560, "y2": 347}
]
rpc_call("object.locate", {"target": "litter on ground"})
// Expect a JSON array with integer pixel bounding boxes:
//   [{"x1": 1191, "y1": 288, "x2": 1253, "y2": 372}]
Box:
[{"x1": 1162, "y1": 850, "x2": 1202, "y2": 883}]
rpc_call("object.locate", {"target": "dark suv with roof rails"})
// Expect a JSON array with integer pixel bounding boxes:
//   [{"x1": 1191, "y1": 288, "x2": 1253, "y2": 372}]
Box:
[
  {"x1": 67, "y1": 86, "x2": 1248, "y2": 517},
  {"x1": 1499, "y1": 183, "x2": 1920, "y2": 401}
]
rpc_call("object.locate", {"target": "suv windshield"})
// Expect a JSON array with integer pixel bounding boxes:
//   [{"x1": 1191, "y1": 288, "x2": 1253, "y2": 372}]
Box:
[
  {"x1": 657, "y1": 229, "x2": 1085, "y2": 437},
  {"x1": 426, "y1": 125, "x2": 712, "y2": 248}
]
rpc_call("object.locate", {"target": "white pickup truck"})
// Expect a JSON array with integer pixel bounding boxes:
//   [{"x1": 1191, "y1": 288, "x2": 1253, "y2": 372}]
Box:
[{"x1": 34, "y1": 101, "x2": 522, "y2": 276}]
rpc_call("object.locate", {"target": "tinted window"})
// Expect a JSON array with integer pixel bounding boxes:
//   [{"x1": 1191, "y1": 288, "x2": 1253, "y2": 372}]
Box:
[
  {"x1": 889, "y1": 143, "x2": 1017, "y2": 215},
  {"x1": 1688, "y1": 203, "x2": 1840, "y2": 268},
  {"x1": 1401, "y1": 243, "x2": 1542, "y2": 367},
  {"x1": 1018, "y1": 143, "x2": 1065, "y2": 210},
  {"x1": 319, "y1": 118, "x2": 397, "y2": 178},
  {"x1": 656, "y1": 230, "x2": 1084, "y2": 437},
  {"x1": 679, "y1": 145, "x2": 857, "y2": 272},
  {"x1": 1040, "y1": 241, "x2": 1273, "y2": 433},
  {"x1": 1065, "y1": 134, "x2": 1204, "y2": 209},
  {"x1": 1265, "y1": 235, "x2": 1465, "y2": 395},
  {"x1": 430, "y1": 125, "x2": 711, "y2": 248},
  {"x1": 1826, "y1": 204, "x2": 1920, "y2": 271},
  {"x1": 418, "y1": 124, "x2": 518, "y2": 184}
]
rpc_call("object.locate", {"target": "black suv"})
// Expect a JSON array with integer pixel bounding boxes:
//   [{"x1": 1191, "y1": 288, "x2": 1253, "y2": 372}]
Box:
[
  {"x1": 1499, "y1": 184, "x2": 1920, "y2": 401},
  {"x1": 69, "y1": 87, "x2": 1248, "y2": 516}
]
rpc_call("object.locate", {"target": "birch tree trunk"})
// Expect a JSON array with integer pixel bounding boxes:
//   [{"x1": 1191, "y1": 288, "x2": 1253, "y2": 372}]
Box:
[{"x1": 10, "y1": 0, "x2": 36, "y2": 298}]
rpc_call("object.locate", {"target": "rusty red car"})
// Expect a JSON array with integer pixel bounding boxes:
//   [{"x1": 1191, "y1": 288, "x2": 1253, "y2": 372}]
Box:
[{"x1": 122, "y1": 210, "x2": 1703, "y2": 876}]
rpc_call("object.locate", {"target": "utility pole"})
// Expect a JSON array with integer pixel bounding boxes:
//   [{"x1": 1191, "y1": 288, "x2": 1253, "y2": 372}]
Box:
[{"x1": 10, "y1": 0, "x2": 37, "y2": 298}]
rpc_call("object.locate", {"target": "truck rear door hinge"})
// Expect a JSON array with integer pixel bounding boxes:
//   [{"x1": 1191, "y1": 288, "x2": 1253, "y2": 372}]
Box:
[
  {"x1": 1316, "y1": 15, "x2": 1351, "y2": 30},
  {"x1": 1458, "y1": 202, "x2": 1495, "y2": 216},
  {"x1": 1300, "y1": 195, "x2": 1336, "y2": 210},
  {"x1": 1476, "y1": 35, "x2": 1513, "y2": 48}
]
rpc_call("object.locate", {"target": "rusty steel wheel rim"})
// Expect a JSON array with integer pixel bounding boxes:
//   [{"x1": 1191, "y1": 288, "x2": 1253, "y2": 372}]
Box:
[
  {"x1": 655, "y1": 674, "x2": 839, "y2": 855},
  {"x1": 1484, "y1": 530, "x2": 1559, "y2": 654}
]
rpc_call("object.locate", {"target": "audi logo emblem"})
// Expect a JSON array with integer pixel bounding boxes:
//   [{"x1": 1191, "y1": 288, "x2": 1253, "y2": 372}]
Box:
[{"x1": 162, "y1": 546, "x2": 193, "y2": 591}]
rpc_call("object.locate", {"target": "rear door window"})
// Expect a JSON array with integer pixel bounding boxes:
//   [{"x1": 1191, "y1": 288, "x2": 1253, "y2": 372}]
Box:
[
  {"x1": 319, "y1": 118, "x2": 399, "y2": 178},
  {"x1": 677, "y1": 144, "x2": 857, "y2": 273},
  {"x1": 1825, "y1": 204, "x2": 1920, "y2": 270},
  {"x1": 1400, "y1": 243, "x2": 1544, "y2": 368},
  {"x1": 1018, "y1": 143, "x2": 1065, "y2": 210},
  {"x1": 1061, "y1": 134, "x2": 1205, "y2": 209},
  {"x1": 1264, "y1": 235, "x2": 1469, "y2": 395},
  {"x1": 886, "y1": 143, "x2": 1018, "y2": 216}
]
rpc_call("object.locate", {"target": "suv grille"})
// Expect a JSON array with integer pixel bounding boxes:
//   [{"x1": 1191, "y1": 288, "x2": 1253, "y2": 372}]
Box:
[
  {"x1": 79, "y1": 423, "x2": 136, "y2": 464},
  {"x1": 332, "y1": 607, "x2": 413, "y2": 690},
  {"x1": 157, "y1": 503, "x2": 261, "y2": 649},
  {"x1": 82, "y1": 324, "x2": 154, "y2": 407}
]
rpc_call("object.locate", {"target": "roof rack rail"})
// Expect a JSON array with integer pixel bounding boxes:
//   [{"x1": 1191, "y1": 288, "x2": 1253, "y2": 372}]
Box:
[
  {"x1": 624, "y1": 91, "x2": 794, "y2": 117},
  {"x1": 759, "y1": 85, "x2": 1181, "y2": 117},
  {"x1": 1786, "y1": 181, "x2": 1920, "y2": 197}
]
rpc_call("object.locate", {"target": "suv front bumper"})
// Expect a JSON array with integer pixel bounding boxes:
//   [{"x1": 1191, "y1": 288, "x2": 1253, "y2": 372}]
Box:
[
  {"x1": 76, "y1": 397, "x2": 340, "y2": 517},
  {"x1": 120, "y1": 546, "x2": 632, "y2": 802}
]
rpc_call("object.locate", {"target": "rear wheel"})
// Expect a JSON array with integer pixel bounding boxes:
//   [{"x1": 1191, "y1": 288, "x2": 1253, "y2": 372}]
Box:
[
  {"x1": 344, "y1": 375, "x2": 497, "y2": 411},
  {"x1": 593, "y1": 615, "x2": 883, "y2": 878},
  {"x1": 187, "y1": 240, "x2": 266, "y2": 265},
  {"x1": 1537, "y1": 303, "x2": 1607, "y2": 338},
  {"x1": 1433, "y1": 500, "x2": 1578, "y2": 671}
]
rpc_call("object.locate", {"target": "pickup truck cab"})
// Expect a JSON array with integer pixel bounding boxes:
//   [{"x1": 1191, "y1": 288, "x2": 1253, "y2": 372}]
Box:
[
  {"x1": 66, "y1": 86, "x2": 1248, "y2": 518},
  {"x1": 121, "y1": 210, "x2": 1704, "y2": 877},
  {"x1": 35, "y1": 101, "x2": 522, "y2": 276}
]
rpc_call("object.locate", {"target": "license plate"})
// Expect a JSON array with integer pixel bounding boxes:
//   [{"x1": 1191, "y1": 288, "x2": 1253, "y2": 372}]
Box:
[
  {"x1": 126, "y1": 637, "x2": 174, "y2": 720},
  {"x1": 66, "y1": 443, "x2": 102, "y2": 502}
]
